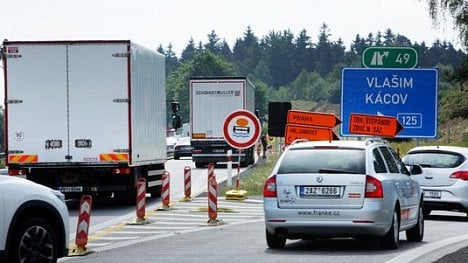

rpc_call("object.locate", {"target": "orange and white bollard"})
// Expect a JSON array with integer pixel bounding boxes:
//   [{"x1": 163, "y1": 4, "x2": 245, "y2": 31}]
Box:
[
  {"x1": 70, "y1": 195, "x2": 93, "y2": 256},
  {"x1": 207, "y1": 176, "x2": 218, "y2": 224},
  {"x1": 136, "y1": 178, "x2": 146, "y2": 222},
  {"x1": 161, "y1": 171, "x2": 170, "y2": 210},
  {"x1": 182, "y1": 166, "x2": 191, "y2": 201}
]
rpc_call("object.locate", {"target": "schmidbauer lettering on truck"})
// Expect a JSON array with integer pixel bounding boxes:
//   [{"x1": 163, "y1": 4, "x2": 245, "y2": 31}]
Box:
[
  {"x1": 365, "y1": 74, "x2": 413, "y2": 105},
  {"x1": 195, "y1": 90, "x2": 241, "y2": 97}
]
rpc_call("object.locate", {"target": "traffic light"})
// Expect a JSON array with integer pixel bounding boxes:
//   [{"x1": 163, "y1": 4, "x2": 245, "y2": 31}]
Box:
[
  {"x1": 170, "y1": 101, "x2": 182, "y2": 129},
  {"x1": 268, "y1": 102, "x2": 291, "y2": 137},
  {"x1": 172, "y1": 114, "x2": 182, "y2": 129},
  {"x1": 171, "y1": 101, "x2": 180, "y2": 113}
]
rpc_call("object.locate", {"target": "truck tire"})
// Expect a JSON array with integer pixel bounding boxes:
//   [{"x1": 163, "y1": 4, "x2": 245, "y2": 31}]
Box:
[
  {"x1": 115, "y1": 186, "x2": 137, "y2": 205},
  {"x1": 195, "y1": 162, "x2": 205, "y2": 168},
  {"x1": 149, "y1": 185, "x2": 162, "y2": 198}
]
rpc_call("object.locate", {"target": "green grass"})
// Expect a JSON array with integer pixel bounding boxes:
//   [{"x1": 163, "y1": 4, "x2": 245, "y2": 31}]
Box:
[{"x1": 221, "y1": 151, "x2": 280, "y2": 196}]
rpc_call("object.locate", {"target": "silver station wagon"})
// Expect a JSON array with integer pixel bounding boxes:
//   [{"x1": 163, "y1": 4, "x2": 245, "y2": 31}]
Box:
[{"x1": 263, "y1": 139, "x2": 424, "y2": 249}]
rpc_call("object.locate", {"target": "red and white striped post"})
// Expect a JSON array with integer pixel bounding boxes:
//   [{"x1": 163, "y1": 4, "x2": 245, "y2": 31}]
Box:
[
  {"x1": 208, "y1": 176, "x2": 218, "y2": 223},
  {"x1": 182, "y1": 166, "x2": 191, "y2": 201},
  {"x1": 136, "y1": 178, "x2": 146, "y2": 221},
  {"x1": 161, "y1": 171, "x2": 170, "y2": 210},
  {"x1": 207, "y1": 162, "x2": 215, "y2": 184},
  {"x1": 71, "y1": 195, "x2": 93, "y2": 255}
]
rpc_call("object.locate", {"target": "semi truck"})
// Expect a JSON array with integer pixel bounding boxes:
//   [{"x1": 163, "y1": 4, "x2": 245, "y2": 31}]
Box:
[
  {"x1": 190, "y1": 77, "x2": 256, "y2": 168},
  {"x1": 1, "y1": 40, "x2": 167, "y2": 203}
]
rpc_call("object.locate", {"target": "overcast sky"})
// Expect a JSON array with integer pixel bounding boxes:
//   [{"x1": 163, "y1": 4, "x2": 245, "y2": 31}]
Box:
[
  {"x1": 0, "y1": 0, "x2": 461, "y2": 99},
  {"x1": 1, "y1": 0, "x2": 461, "y2": 55}
]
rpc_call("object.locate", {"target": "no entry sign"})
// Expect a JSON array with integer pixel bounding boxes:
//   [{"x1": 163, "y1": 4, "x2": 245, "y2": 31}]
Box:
[{"x1": 223, "y1": 110, "x2": 261, "y2": 149}]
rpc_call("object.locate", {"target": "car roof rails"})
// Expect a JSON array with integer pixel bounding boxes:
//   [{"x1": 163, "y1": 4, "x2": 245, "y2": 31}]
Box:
[
  {"x1": 365, "y1": 137, "x2": 387, "y2": 146},
  {"x1": 290, "y1": 138, "x2": 310, "y2": 146}
]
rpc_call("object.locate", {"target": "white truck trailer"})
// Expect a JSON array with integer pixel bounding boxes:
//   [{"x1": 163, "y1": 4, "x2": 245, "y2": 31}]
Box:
[
  {"x1": 190, "y1": 77, "x2": 256, "y2": 168},
  {"x1": 1, "y1": 40, "x2": 166, "y2": 203}
]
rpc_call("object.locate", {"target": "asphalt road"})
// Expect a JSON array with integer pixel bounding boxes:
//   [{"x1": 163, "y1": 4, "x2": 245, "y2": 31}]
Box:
[
  {"x1": 60, "y1": 216, "x2": 468, "y2": 263},
  {"x1": 6, "y1": 158, "x2": 468, "y2": 262},
  {"x1": 434, "y1": 247, "x2": 468, "y2": 263}
]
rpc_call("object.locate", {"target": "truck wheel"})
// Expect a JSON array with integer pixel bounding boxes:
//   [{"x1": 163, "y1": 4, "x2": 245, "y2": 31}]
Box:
[
  {"x1": 115, "y1": 187, "x2": 136, "y2": 205},
  {"x1": 149, "y1": 185, "x2": 162, "y2": 198},
  {"x1": 423, "y1": 208, "x2": 431, "y2": 216},
  {"x1": 11, "y1": 217, "x2": 58, "y2": 263},
  {"x1": 249, "y1": 148, "x2": 255, "y2": 164},
  {"x1": 195, "y1": 162, "x2": 204, "y2": 168}
]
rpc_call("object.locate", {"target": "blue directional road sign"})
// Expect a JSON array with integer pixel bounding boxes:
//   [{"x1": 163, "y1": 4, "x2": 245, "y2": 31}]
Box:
[{"x1": 341, "y1": 68, "x2": 438, "y2": 138}]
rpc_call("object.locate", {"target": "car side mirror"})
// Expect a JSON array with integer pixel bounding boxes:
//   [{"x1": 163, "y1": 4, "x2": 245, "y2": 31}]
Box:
[{"x1": 410, "y1": 164, "x2": 423, "y2": 175}]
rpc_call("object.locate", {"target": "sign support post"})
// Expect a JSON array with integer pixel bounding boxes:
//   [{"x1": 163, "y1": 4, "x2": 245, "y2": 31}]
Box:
[
  {"x1": 222, "y1": 110, "x2": 261, "y2": 201},
  {"x1": 226, "y1": 150, "x2": 232, "y2": 187}
]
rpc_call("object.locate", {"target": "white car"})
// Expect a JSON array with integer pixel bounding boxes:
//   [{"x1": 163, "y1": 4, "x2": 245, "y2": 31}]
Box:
[
  {"x1": 263, "y1": 139, "x2": 424, "y2": 249},
  {"x1": 0, "y1": 176, "x2": 69, "y2": 262},
  {"x1": 402, "y1": 145, "x2": 468, "y2": 217},
  {"x1": 166, "y1": 136, "x2": 178, "y2": 159},
  {"x1": 174, "y1": 137, "x2": 193, "y2": 160}
]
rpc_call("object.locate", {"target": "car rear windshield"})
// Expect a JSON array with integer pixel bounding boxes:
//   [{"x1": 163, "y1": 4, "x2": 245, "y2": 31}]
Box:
[
  {"x1": 404, "y1": 151, "x2": 466, "y2": 168},
  {"x1": 278, "y1": 147, "x2": 366, "y2": 174}
]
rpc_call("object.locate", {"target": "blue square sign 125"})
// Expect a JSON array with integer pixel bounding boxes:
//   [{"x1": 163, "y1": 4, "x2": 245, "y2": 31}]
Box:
[{"x1": 341, "y1": 68, "x2": 438, "y2": 138}]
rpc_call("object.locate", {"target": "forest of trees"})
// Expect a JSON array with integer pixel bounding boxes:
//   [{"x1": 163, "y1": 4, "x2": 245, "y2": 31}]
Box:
[{"x1": 159, "y1": 24, "x2": 468, "y2": 126}]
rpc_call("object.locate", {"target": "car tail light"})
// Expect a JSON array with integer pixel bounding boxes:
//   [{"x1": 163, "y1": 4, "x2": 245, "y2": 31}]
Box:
[
  {"x1": 365, "y1": 175, "x2": 383, "y2": 198},
  {"x1": 263, "y1": 175, "x2": 277, "y2": 197},
  {"x1": 450, "y1": 171, "x2": 468, "y2": 180},
  {"x1": 9, "y1": 169, "x2": 27, "y2": 176},
  {"x1": 112, "y1": 168, "x2": 131, "y2": 174}
]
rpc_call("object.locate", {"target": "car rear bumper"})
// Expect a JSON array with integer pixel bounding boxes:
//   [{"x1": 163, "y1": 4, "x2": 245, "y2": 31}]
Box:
[
  {"x1": 174, "y1": 151, "x2": 192, "y2": 157},
  {"x1": 264, "y1": 198, "x2": 392, "y2": 238},
  {"x1": 421, "y1": 185, "x2": 468, "y2": 212}
]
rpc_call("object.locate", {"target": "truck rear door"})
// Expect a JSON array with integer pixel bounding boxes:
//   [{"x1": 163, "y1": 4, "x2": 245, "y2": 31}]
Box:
[
  {"x1": 67, "y1": 43, "x2": 128, "y2": 163},
  {"x1": 5, "y1": 42, "x2": 129, "y2": 164},
  {"x1": 5, "y1": 43, "x2": 69, "y2": 163},
  {"x1": 191, "y1": 80, "x2": 246, "y2": 140}
]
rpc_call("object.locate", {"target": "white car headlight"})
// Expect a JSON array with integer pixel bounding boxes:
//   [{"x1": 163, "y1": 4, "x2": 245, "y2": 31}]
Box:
[{"x1": 51, "y1": 189, "x2": 66, "y2": 203}]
